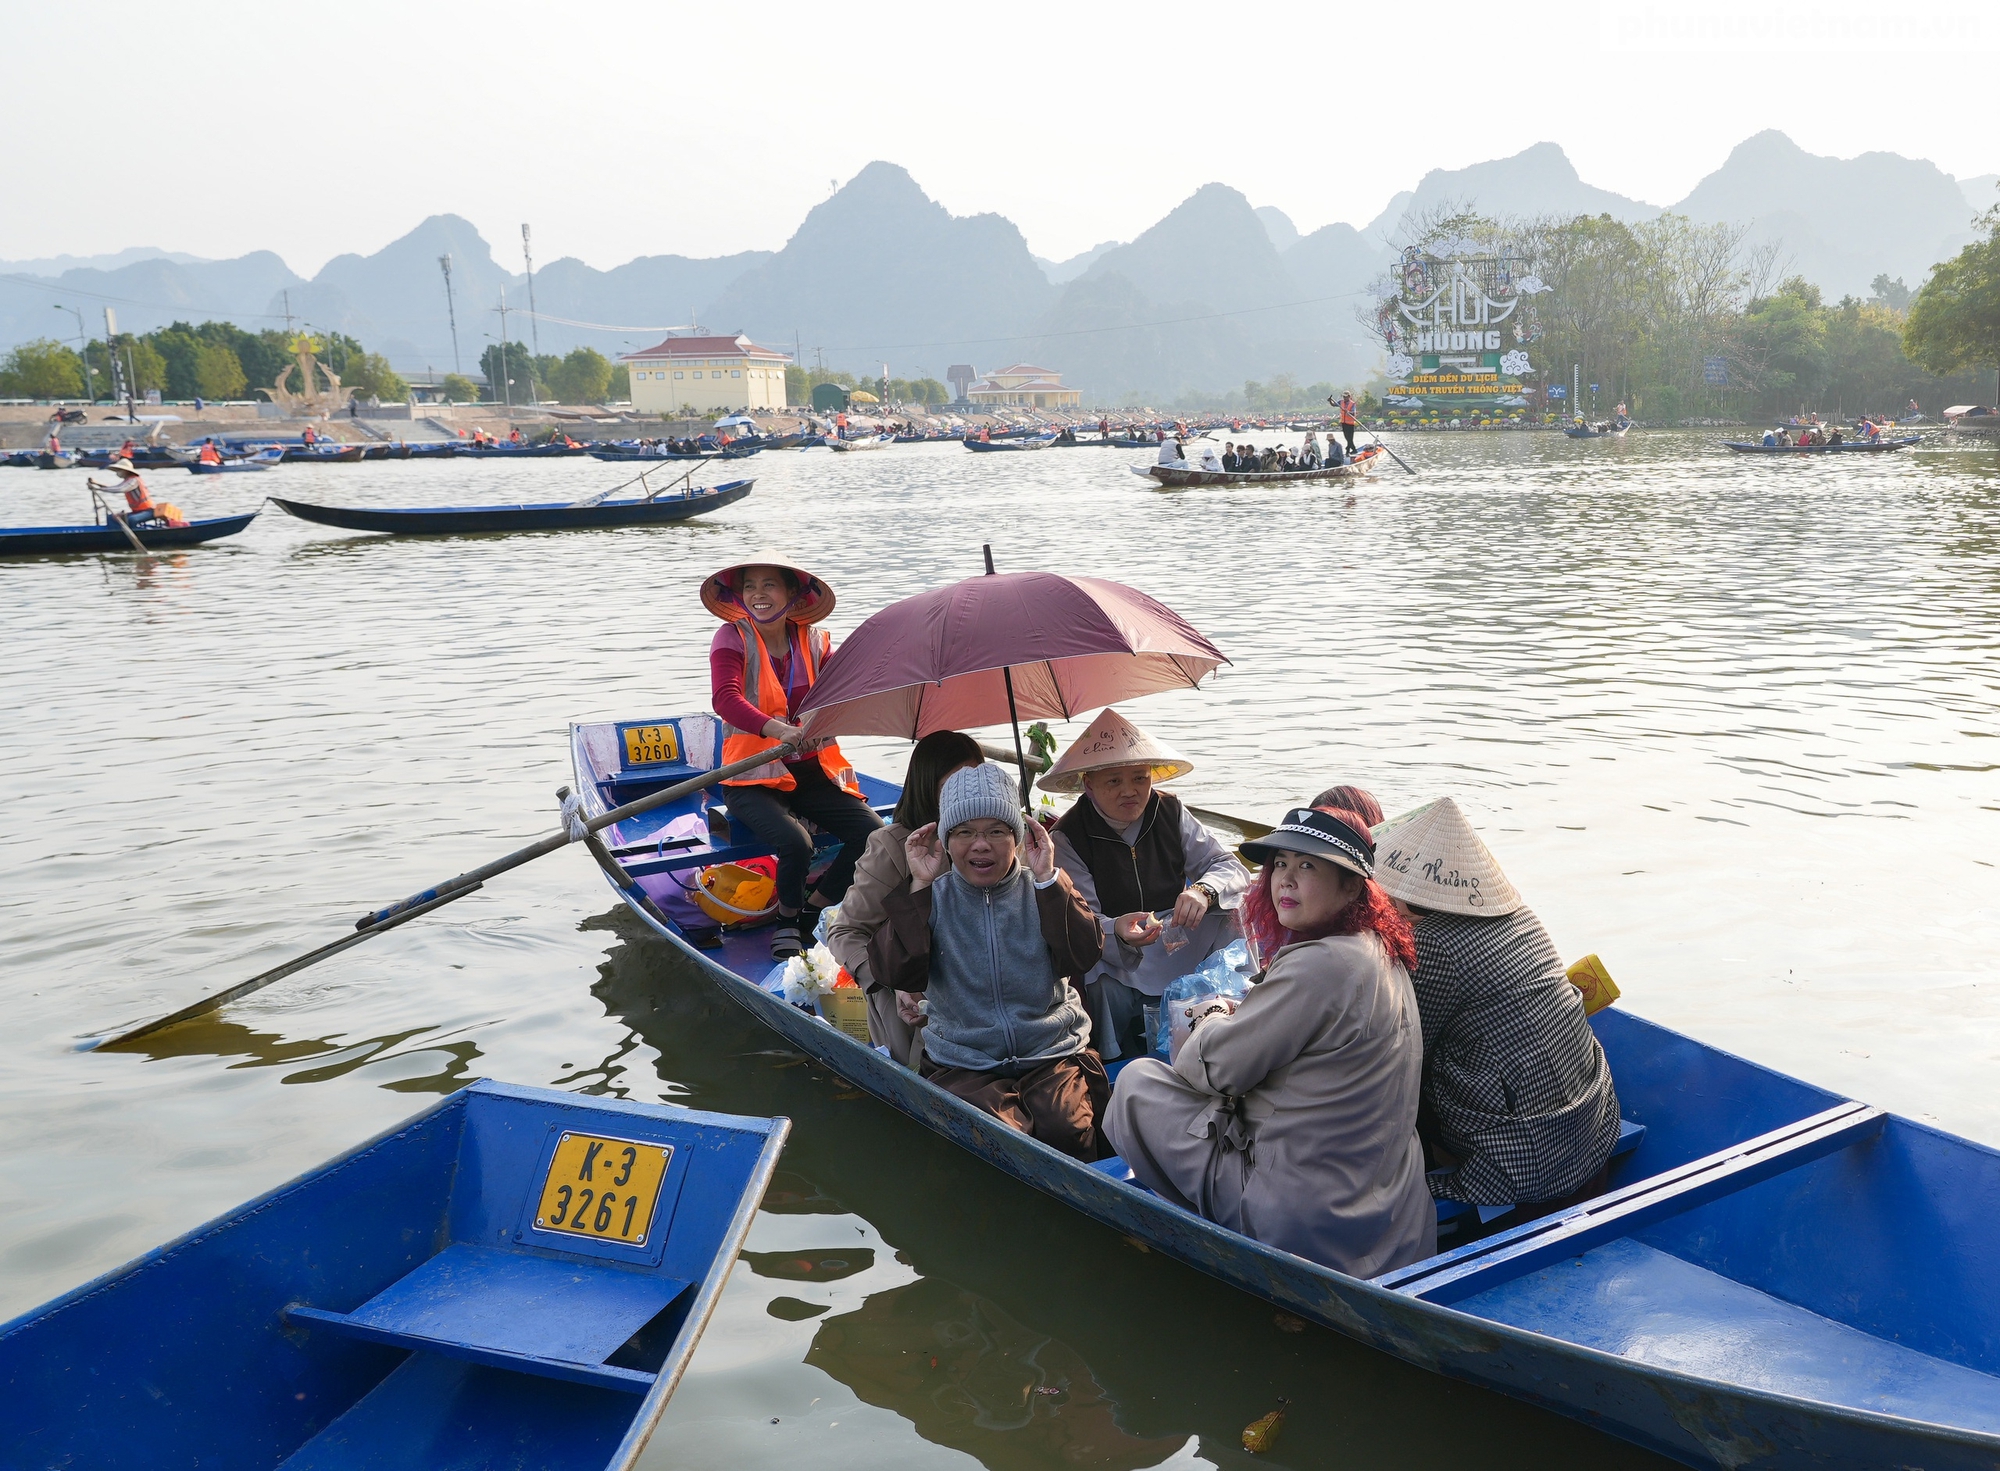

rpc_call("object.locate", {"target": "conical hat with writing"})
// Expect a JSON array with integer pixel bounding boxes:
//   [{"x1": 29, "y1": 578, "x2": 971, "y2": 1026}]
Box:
[
  {"x1": 1037, "y1": 708, "x2": 1193, "y2": 795},
  {"x1": 1371, "y1": 796, "x2": 1522, "y2": 917}
]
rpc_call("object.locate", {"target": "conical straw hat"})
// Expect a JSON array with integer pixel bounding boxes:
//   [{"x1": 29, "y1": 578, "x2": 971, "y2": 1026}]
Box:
[
  {"x1": 701, "y1": 549, "x2": 836, "y2": 625},
  {"x1": 1037, "y1": 708, "x2": 1193, "y2": 795},
  {"x1": 1371, "y1": 796, "x2": 1522, "y2": 917}
]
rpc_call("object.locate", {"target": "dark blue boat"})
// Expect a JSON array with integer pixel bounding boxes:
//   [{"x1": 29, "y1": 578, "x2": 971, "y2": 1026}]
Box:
[
  {"x1": 589, "y1": 445, "x2": 760, "y2": 462},
  {"x1": 567, "y1": 710, "x2": 2000, "y2": 1470},
  {"x1": 271, "y1": 479, "x2": 754, "y2": 535},
  {"x1": 451, "y1": 442, "x2": 594, "y2": 458},
  {"x1": 1723, "y1": 436, "x2": 1919, "y2": 453},
  {"x1": 0, "y1": 510, "x2": 260, "y2": 555},
  {"x1": 0, "y1": 1080, "x2": 787, "y2": 1470}
]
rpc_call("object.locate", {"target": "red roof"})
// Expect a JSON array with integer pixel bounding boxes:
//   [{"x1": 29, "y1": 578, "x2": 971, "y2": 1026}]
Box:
[{"x1": 621, "y1": 334, "x2": 790, "y2": 361}]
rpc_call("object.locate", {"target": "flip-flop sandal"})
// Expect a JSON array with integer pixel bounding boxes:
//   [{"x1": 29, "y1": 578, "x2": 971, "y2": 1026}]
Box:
[{"x1": 769, "y1": 919, "x2": 803, "y2": 960}]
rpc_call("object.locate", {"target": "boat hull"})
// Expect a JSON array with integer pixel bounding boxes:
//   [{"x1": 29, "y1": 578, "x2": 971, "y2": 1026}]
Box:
[
  {"x1": 568, "y1": 715, "x2": 2000, "y2": 1470},
  {"x1": 270, "y1": 479, "x2": 754, "y2": 535},
  {"x1": 963, "y1": 438, "x2": 1051, "y2": 452},
  {"x1": 0, "y1": 1081, "x2": 787, "y2": 1471},
  {"x1": 0, "y1": 511, "x2": 260, "y2": 555},
  {"x1": 1722, "y1": 438, "x2": 1919, "y2": 454},
  {"x1": 1146, "y1": 450, "x2": 1381, "y2": 486}
]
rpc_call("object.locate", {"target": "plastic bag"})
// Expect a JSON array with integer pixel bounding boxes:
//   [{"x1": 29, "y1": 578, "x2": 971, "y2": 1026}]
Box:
[
  {"x1": 1156, "y1": 940, "x2": 1257, "y2": 1060},
  {"x1": 759, "y1": 943, "x2": 851, "y2": 1011}
]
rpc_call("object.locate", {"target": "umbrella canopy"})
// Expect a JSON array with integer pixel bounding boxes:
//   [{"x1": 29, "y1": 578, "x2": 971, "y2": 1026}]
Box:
[
  {"x1": 714, "y1": 414, "x2": 759, "y2": 429},
  {"x1": 795, "y1": 570, "x2": 1227, "y2": 739}
]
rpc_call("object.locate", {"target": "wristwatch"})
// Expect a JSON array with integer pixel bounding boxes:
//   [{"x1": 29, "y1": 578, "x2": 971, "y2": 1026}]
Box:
[{"x1": 1193, "y1": 882, "x2": 1218, "y2": 911}]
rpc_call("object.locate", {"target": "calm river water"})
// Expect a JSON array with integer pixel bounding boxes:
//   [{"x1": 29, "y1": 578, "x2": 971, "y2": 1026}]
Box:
[{"x1": 3, "y1": 430, "x2": 1997, "y2": 1469}]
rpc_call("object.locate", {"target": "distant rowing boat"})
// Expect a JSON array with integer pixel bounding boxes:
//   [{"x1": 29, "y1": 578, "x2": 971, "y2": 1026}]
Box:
[
  {"x1": 1565, "y1": 421, "x2": 1631, "y2": 439},
  {"x1": 963, "y1": 436, "x2": 1052, "y2": 453},
  {"x1": 1139, "y1": 446, "x2": 1383, "y2": 485},
  {"x1": 269, "y1": 479, "x2": 754, "y2": 535},
  {"x1": 0, "y1": 510, "x2": 260, "y2": 555},
  {"x1": 281, "y1": 445, "x2": 367, "y2": 463},
  {"x1": 589, "y1": 445, "x2": 758, "y2": 463},
  {"x1": 829, "y1": 434, "x2": 895, "y2": 452},
  {"x1": 1722, "y1": 437, "x2": 1919, "y2": 454},
  {"x1": 187, "y1": 448, "x2": 283, "y2": 475}
]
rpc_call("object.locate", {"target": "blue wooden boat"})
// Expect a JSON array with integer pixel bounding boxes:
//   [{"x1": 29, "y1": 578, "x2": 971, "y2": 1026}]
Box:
[
  {"x1": 451, "y1": 441, "x2": 594, "y2": 458},
  {"x1": 567, "y1": 710, "x2": 2000, "y2": 1470},
  {"x1": 187, "y1": 447, "x2": 284, "y2": 474},
  {"x1": 282, "y1": 444, "x2": 368, "y2": 463},
  {"x1": 963, "y1": 435, "x2": 1053, "y2": 452},
  {"x1": 589, "y1": 444, "x2": 759, "y2": 462},
  {"x1": 1723, "y1": 436, "x2": 1919, "y2": 454},
  {"x1": 271, "y1": 479, "x2": 754, "y2": 536},
  {"x1": 0, "y1": 1079, "x2": 787, "y2": 1470},
  {"x1": 0, "y1": 510, "x2": 260, "y2": 555}
]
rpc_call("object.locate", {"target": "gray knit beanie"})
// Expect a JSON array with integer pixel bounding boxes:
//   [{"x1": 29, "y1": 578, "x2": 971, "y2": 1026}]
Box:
[{"x1": 938, "y1": 763, "x2": 1023, "y2": 841}]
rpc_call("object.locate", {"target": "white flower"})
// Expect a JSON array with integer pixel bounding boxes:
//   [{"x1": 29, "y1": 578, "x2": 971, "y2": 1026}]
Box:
[
  {"x1": 1499, "y1": 350, "x2": 1532, "y2": 376},
  {"x1": 1386, "y1": 352, "x2": 1415, "y2": 383}
]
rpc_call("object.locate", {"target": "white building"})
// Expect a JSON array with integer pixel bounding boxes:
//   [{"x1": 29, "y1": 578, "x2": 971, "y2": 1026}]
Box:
[
  {"x1": 621, "y1": 334, "x2": 792, "y2": 415},
  {"x1": 964, "y1": 363, "x2": 1083, "y2": 409}
]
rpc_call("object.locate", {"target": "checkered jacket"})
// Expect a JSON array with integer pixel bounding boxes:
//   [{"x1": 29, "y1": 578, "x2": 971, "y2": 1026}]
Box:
[{"x1": 1411, "y1": 906, "x2": 1621, "y2": 1205}]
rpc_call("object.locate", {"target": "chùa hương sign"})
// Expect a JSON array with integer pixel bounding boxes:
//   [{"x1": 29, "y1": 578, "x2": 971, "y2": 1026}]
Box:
[{"x1": 1373, "y1": 245, "x2": 1549, "y2": 418}]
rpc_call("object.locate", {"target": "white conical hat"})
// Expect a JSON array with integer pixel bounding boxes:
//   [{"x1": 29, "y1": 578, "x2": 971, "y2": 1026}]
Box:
[
  {"x1": 1372, "y1": 797, "x2": 1522, "y2": 917},
  {"x1": 1036, "y1": 708, "x2": 1193, "y2": 795}
]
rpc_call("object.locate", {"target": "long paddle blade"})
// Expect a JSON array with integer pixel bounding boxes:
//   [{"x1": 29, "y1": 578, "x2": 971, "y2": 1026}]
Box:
[{"x1": 87, "y1": 740, "x2": 800, "y2": 1049}]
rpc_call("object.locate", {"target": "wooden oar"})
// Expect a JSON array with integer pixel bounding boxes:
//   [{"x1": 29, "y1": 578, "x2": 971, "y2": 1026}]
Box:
[
  {"x1": 1365, "y1": 431, "x2": 1417, "y2": 476},
  {"x1": 92, "y1": 740, "x2": 802, "y2": 1049},
  {"x1": 86, "y1": 483, "x2": 147, "y2": 551}
]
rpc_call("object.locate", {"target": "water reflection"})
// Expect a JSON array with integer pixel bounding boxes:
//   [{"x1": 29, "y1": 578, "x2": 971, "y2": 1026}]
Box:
[
  {"x1": 808, "y1": 1277, "x2": 1187, "y2": 1468},
  {"x1": 103, "y1": 1014, "x2": 486, "y2": 1093}
]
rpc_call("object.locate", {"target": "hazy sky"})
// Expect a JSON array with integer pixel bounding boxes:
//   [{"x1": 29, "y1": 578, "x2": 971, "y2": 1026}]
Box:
[{"x1": 7, "y1": 0, "x2": 1995, "y2": 275}]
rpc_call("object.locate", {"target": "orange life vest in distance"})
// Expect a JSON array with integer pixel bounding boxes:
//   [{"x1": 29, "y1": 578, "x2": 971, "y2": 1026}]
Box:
[
  {"x1": 1339, "y1": 397, "x2": 1356, "y2": 426},
  {"x1": 120, "y1": 476, "x2": 155, "y2": 514},
  {"x1": 719, "y1": 619, "x2": 862, "y2": 795}
]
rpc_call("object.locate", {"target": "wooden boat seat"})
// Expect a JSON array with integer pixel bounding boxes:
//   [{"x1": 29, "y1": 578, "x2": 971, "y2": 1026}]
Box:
[
  {"x1": 1432, "y1": 1118, "x2": 1649, "y2": 1233},
  {"x1": 1090, "y1": 1121, "x2": 1652, "y2": 1227},
  {"x1": 1448, "y1": 1236, "x2": 2000, "y2": 1434},
  {"x1": 288, "y1": 1244, "x2": 690, "y2": 1394},
  {"x1": 1377, "y1": 1101, "x2": 1884, "y2": 1305}
]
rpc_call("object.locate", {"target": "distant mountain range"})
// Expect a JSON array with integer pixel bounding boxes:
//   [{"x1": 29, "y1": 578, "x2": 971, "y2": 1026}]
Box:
[{"x1": 1, "y1": 132, "x2": 1990, "y2": 402}]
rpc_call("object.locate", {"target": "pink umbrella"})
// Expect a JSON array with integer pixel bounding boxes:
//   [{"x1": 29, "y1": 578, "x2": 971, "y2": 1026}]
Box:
[{"x1": 796, "y1": 553, "x2": 1228, "y2": 775}]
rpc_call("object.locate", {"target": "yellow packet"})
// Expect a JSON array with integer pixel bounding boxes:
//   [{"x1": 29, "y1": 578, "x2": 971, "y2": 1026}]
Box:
[{"x1": 1566, "y1": 953, "x2": 1621, "y2": 1015}]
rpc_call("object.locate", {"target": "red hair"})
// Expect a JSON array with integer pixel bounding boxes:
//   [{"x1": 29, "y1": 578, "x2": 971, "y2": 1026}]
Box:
[{"x1": 1240, "y1": 806, "x2": 1417, "y2": 973}]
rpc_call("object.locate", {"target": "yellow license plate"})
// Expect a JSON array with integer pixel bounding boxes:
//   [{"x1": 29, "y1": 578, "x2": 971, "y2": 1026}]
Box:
[
  {"x1": 534, "y1": 1132, "x2": 673, "y2": 1246},
  {"x1": 623, "y1": 725, "x2": 679, "y2": 766}
]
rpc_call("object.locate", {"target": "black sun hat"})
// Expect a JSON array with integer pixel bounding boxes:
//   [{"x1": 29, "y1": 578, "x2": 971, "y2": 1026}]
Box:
[{"x1": 1239, "y1": 807, "x2": 1375, "y2": 879}]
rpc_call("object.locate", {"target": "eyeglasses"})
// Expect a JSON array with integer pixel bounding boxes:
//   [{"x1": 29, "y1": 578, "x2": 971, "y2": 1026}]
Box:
[{"x1": 946, "y1": 823, "x2": 1017, "y2": 844}]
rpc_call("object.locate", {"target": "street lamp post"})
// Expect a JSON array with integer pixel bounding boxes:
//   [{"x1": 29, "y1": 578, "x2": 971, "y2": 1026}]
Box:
[{"x1": 52, "y1": 305, "x2": 96, "y2": 402}]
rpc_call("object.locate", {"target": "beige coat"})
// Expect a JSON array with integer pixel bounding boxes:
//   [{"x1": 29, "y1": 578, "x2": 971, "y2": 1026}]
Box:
[
  {"x1": 1104, "y1": 932, "x2": 1435, "y2": 1278},
  {"x1": 824, "y1": 823, "x2": 917, "y2": 1058}
]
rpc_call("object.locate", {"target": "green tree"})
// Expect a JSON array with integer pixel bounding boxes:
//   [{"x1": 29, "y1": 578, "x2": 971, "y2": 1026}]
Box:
[
  {"x1": 440, "y1": 373, "x2": 480, "y2": 404},
  {"x1": 337, "y1": 351, "x2": 407, "y2": 401},
  {"x1": 193, "y1": 342, "x2": 247, "y2": 399},
  {"x1": 1738, "y1": 278, "x2": 1829, "y2": 412},
  {"x1": 784, "y1": 364, "x2": 809, "y2": 405},
  {"x1": 0, "y1": 338, "x2": 85, "y2": 398},
  {"x1": 478, "y1": 341, "x2": 533, "y2": 402},
  {"x1": 546, "y1": 346, "x2": 612, "y2": 404},
  {"x1": 607, "y1": 365, "x2": 630, "y2": 401},
  {"x1": 1904, "y1": 211, "x2": 2000, "y2": 390},
  {"x1": 1869, "y1": 274, "x2": 1915, "y2": 312},
  {"x1": 909, "y1": 377, "x2": 948, "y2": 406}
]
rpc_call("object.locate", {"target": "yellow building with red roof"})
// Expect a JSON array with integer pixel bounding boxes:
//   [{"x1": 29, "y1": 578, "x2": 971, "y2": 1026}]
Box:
[{"x1": 621, "y1": 334, "x2": 792, "y2": 414}]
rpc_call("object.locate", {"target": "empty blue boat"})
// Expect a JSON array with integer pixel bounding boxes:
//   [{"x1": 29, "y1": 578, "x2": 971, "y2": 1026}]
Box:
[
  {"x1": 0, "y1": 1079, "x2": 788, "y2": 1471},
  {"x1": 270, "y1": 479, "x2": 754, "y2": 535},
  {"x1": 567, "y1": 711, "x2": 2000, "y2": 1470}
]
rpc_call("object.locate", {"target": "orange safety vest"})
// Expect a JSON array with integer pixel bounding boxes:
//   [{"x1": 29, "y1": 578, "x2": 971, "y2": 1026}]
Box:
[
  {"x1": 1339, "y1": 397, "x2": 1356, "y2": 426},
  {"x1": 120, "y1": 476, "x2": 155, "y2": 514},
  {"x1": 199, "y1": 443, "x2": 221, "y2": 464},
  {"x1": 719, "y1": 620, "x2": 862, "y2": 795}
]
